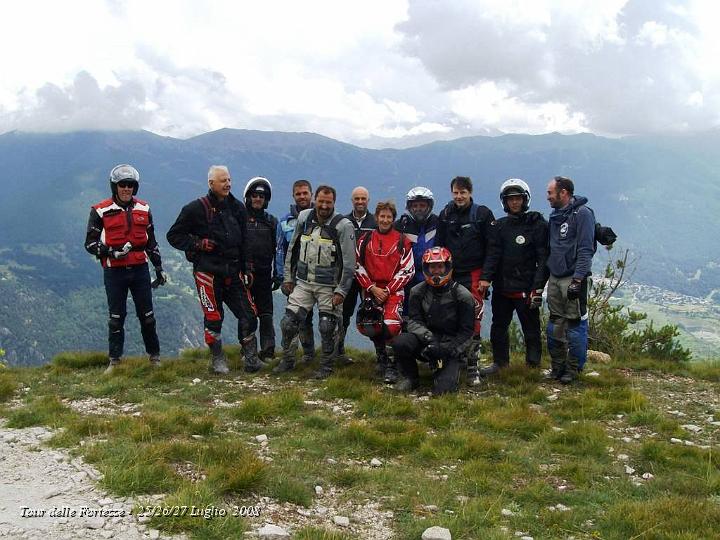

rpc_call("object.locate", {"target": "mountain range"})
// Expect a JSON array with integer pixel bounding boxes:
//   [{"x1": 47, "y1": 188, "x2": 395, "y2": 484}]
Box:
[{"x1": 0, "y1": 128, "x2": 717, "y2": 365}]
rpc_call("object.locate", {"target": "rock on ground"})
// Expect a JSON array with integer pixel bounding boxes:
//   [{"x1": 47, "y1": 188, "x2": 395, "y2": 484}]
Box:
[{"x1": 422, "y1": 525, "x2": 452, "y2": 540}]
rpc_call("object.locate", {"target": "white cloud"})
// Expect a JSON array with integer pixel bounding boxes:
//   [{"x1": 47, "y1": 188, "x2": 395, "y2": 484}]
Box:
[{"x1": 0, "y1": 0, "x2": 718, "y2": 143}]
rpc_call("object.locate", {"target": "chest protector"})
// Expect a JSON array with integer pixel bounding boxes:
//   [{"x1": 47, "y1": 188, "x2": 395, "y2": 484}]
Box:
[
  {"x1": 296, "y1": 212, "x2": 345, "y2": 286},
  {"x1": 94, "y1": 197, "x2": 150, "y2": 268}
]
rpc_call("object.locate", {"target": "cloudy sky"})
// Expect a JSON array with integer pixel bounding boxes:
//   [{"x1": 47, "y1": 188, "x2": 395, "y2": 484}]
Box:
[{"x1": 0, "y1": 0, "x2": 717, "y2": 147}]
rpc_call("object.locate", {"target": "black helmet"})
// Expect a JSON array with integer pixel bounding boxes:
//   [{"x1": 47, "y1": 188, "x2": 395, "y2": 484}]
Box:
[
  {"x1": 109, "y1": 164, "x2": 140, "y2": 196},
  {"x1": 356, "y1": 297, "x2": 384, "y2": 338},
  {"x1": 243, "y1": 176, "x2": 272, "y2": 209}
]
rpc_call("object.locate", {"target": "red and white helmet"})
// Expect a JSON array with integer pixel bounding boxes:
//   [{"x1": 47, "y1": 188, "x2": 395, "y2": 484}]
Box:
[{"x1": 421, "y1": 247, "x2": 453, "y2": 288}]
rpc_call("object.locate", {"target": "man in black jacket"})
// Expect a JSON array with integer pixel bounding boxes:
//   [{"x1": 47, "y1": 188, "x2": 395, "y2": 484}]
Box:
[
  {"x1": 337, "y1": 186, "x2": 377, "y2": 363},
  {"x1": 166, "y1": 165, "x2": 260, "y2": 374},
  {"x1": 393, "y1": 247, "x2": 475, "y2": 395},
  {"x1": 479, "y1": 179, "x2": 549, "y2": 374},
  {"x1": 435, "y1": 176, "x2": 495, "y2": 385},
  {"x1": 243, "y1": 176, "x2": 279, "y2": 362}
]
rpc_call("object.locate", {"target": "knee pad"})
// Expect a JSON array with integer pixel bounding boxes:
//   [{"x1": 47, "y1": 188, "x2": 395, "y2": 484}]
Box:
[
  {"x1": 281, "y1": 310, "x2": 301, "y2": 336},
  {"x1": 140, "y1": 310, "x2": 156, "y2": 329},
  {"x1": 319, "y1": 313, "x2": 338, "y2": 353},
  {"x1": 108, "y1": 314, "x2": 124, "y2": 333},
  {"x1": 319, "y1": 313, "x2": 337, "y2": 337}
]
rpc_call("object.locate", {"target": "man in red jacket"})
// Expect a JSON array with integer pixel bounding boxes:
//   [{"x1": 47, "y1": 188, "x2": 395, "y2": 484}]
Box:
[
  {"x1": 84, "y1": 164, "x2": 167, "y2": 374},
  {"x1": 355, "y1": 201, "x2": 415, "y2": 383}
]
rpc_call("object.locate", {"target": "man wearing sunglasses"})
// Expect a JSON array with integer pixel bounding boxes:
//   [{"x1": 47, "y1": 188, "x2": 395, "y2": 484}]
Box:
[
  {"x1": 243, "y1": 177, "x2": 280, "y2": 362},
  {"x1": 85, "y1": 164, "x2": 167, "y2": 374}
]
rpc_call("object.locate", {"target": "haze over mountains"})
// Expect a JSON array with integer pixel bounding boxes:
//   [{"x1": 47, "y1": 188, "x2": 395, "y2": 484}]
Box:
[{"x1": 0, "y1": 128, "x2": 717, "y2": 365}]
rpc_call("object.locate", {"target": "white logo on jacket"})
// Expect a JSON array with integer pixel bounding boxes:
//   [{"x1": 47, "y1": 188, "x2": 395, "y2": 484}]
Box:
[
  {"x1": 515, "y1": 235, "x2": 526, "y2": 245},
  {"x1": 560, "y1": 223, "x2": 569, "y2": 238}
]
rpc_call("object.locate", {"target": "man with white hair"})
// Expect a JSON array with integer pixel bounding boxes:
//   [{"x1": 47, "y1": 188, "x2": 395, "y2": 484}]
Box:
[{"x1": 167, "y1": 165, "x2": 261, "y2": 374}]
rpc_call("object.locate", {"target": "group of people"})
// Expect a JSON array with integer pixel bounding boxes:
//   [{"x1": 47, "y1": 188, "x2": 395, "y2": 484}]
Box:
[{"x1": 86, "y1": 164, "x2": 598, "y2": 394}]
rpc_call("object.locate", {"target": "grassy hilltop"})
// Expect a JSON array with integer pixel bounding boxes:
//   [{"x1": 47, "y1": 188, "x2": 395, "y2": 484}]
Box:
[{"x1": 0, "y1": 349, "x2": 719, "y2": 539}]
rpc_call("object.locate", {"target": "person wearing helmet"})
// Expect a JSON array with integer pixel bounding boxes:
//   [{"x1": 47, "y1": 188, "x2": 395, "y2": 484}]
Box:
[
  {"x1": 337, "y1": 186, "x2": 377, "y2": 365},
  {"x1": 243, "y1": 177, "x2": 280, "y2": 362},
  {"x1": 394, "y1": 187, "x2": 439, "y2": 312},
  {"x1": 478, "y1": 179, "x2": 548, "y2": 375},
  {"x1": 392, "y1": 247, "x2": 475, "y2": 395},
  {"x1": 355, "y1": 201, "x2": 415, "y2": 384},
  {"x1": 166, "y1": 165, "x2": 261, "y2": 375},
  {"x1": 435, "y1": 176, "x2": 495, "y2": 385},
  {"x1": 84, "y1": 164, "x2": 167, "y2": 374},
  {"x1": 274, "y1": 185, "x2": 357, "y2": 379},
  {"x1": 544, "y1": 176, "x2": 595, "y2": 384},
  {"x1": 275, "y1": 180, "x2": 316, "y2": 363}
]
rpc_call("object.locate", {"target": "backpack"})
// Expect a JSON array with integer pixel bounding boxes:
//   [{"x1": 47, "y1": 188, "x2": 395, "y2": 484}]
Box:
[{"x1": 583, "y1": 206, "x2": 618, "y2": 248}]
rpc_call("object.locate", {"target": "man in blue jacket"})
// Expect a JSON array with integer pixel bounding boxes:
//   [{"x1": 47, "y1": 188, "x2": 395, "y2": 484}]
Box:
[
  {"x1": 275, "y1": 180, "x2": 316, "y2": 363},
  {"x1": 545, "y1": 176, "x2": 595, "y2": 384}
]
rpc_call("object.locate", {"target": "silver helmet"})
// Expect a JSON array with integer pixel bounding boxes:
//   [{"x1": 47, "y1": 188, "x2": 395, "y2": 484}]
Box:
[
  {"x1": 499, "y1": 178, "x2": 531, "y2": 213},
  {"x1": 109, "y1": 164, "x2": 140, "y2": 196},
  {"x1": 405, "y1": 186, "x2": 434, "y2": 223}
]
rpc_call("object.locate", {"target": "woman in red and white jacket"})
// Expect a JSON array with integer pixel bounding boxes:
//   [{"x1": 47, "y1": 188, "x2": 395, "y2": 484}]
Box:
[{"x1": 355, "y1": 201, "x2": 415, "y2": 383}]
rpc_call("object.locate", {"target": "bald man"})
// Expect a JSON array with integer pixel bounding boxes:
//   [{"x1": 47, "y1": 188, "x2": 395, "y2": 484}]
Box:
[{"x1": 337, "y1": 186, "x2": 377, "y2": 364}]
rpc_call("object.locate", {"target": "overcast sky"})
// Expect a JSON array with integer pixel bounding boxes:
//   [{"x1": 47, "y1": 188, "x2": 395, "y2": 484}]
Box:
[{"x1": 0, "y1": 0, "x2": 717, "y2": 147}]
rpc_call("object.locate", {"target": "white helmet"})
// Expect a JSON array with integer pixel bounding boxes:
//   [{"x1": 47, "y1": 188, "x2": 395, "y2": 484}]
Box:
[
  {"x1": 109, "y1": 164, "x2": 140, "y2": 196},
  {"x1": 243, "y1": 176, "x2": 273, "y2": 209},
  {"x1": 406, "y1": 186, "x2": 434, "y2": 223},
  {"x1": 499, "y1": 178, "x2": 531, "y2": 213}
]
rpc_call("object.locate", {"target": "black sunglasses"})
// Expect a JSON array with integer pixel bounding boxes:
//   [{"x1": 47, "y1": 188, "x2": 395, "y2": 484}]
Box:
[
  {"x1": 117, "y1": 181, "x2": 136, "y2": 188},
  {"x1": 250, "y1": 192, "x2": 266, "y2": 198}
]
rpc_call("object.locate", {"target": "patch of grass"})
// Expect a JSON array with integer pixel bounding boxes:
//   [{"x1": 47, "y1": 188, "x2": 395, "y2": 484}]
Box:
[
  {"x1": 0, "y1": 371, "x2": 17, "y2": 402},
  {"x1": 599, "y1": 495, "x2": 720, "y2": 539},
  {"x1": 231, "y1": 389, "x2": 305, "y2": 423},
  {"x1": 6, "y1": 395, "x2": 72, "y2": 428},
  {"x1": 474, "y1": 404, "x2": 552, "y2": 440},
  {"x1": 420, "y1": 394, "x2": 465, "y2": 429},
  {"x1": 549, "y1": 387, "x2": 646, "y2": 422},
  {"x1": 544, "y1": 422, "x2": 610, "y2": 459},
  {"x1": 688, "y1": 359, "x2": 720, "y2": 382},
  {"x1": 52, "y1": 351, "x2": 108, "y2": 369},
  {"x1": 295, "y1": 527, "x2": 354, "y2": 540},
  {"x1": 329, "y1": 466, "x2": 371, "y2": 488},
  {"x1": 207, "y1": 459, "x2": 266, "y2": 495},
  {"x1": 263, "y1": 472, "x2": 314, "y2": 507},
  {"x1": 626, "y1": 409, "x2": 683, "y2": 436},
  {"x1": 84, "y1": 440, "x2": 180, "y2": 495},
  {"x1": 419, "y1": 430, "x2": 503, "y2": 462},
  {"x1": 356, "y1": 390, "x2": 417, "y2": 419},
  {"x1": 129, "y1": 408, "x2": 217, "y2": 442},
  {"x1": 150, "y1": 483, "x2": 247, "y2": 538},
  {"x1": 302, "y1": 413, "x2": 335, "y2": 430},
  {"x1": 342, "y1": 419, "x2": 426, "y2": 456},
  {"x1": 317, "y1": 377, "x2": 374, "y2": 400}
]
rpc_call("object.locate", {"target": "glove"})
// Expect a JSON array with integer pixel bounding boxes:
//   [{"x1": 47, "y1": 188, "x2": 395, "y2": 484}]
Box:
[
  {"x1": 281, "y1": 282, "x2": 294, "y2": 297},
  {"x1": 528, "y1": 288, "x2": 543, "y2": 309},
  {"x1": 195, "y1": 238, "x2": 216, "y2": 252},
  {"x1": 271, "y1": 277, "x2": 283, "y2": 291},
  {"x1": 421, "y1": 341, "x2": 446, "y2": 370},
  {"x1": 110, "y1": 241, "x2": 132, "y2": 259},
  {"x1": 567, "y1": 279, "x2": 582, "y2": 301},
  {"x1": 151, "y1": 267, "x2": 168, "y2": 289}
]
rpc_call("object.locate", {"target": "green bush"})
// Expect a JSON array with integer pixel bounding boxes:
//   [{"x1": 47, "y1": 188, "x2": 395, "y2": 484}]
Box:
[{"x1": 589, "y1": 250, "x2": 691, "y2": 362}]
